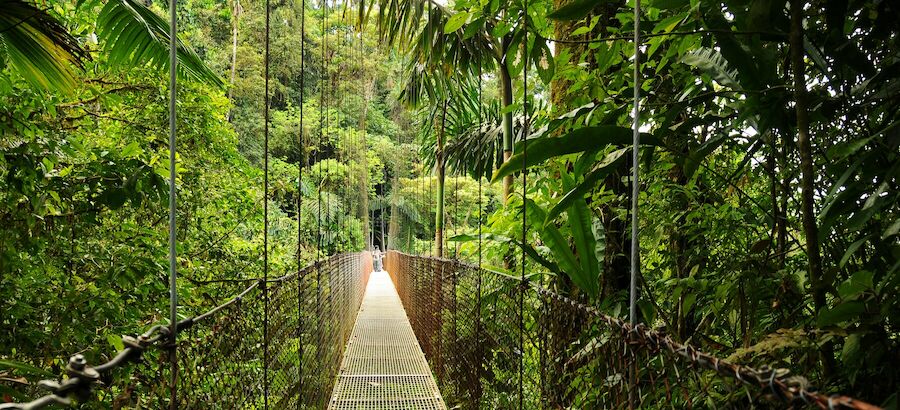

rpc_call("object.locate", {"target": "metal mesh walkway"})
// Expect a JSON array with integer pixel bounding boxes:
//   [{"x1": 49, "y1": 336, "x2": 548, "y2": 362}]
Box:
[{"x1": 329, "y1": 270, "x2": 446, "y2": 410}]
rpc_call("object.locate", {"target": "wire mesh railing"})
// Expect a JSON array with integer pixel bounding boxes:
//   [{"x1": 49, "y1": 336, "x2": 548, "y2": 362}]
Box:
[
  {"x1": 384, "y1": 250, "x2": 881, "y2": 410},
  {"x1": 1, "y1": 252, "x2": 372, "y2": 410}
]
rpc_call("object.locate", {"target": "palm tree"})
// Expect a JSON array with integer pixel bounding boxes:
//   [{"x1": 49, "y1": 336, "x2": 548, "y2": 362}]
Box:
[
  {"x1": 362, "y1": 0, "x2": 544, "y2": 256},
  {"x1": 363, "y1": 0, "x2": 543, "y2": 203},
  {"x1": 0, "y1": 0, "x2": 222, "y2": 93}
]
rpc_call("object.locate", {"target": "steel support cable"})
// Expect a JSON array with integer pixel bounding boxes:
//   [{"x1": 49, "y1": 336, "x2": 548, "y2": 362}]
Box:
[
  {"x1": 166, "y1": 0, "x2": 178, "y2": 406},
  {"x1": 336, "y1": 23, "x2": 342, "y2": 244},
  {"x1": 425, "y1": 0, "x2": 432, "y2": 258},
  {"x1": 453, "y1": 171, "x2": 457, "y2": 257},
  {"x1": 315, "y1": 0, "x2": 325, "y2": 396},
  {"x1": 262, "y1": 0, "x2": 272, "y2": 406},
  {"x1": 475, "y1": 61, "x2": 484, "y2": 406},
  {"x1": 297, "y1": 0, "x2": 306, "y2": 405},
  {"x1": 518, "y1": 0, "x2": 529, "y2": 406},
  {"x1": 629, "y1": 0, "x2": 641, "y2": 327}
]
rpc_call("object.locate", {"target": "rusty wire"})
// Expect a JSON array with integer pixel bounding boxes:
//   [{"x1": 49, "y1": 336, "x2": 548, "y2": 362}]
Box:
[
  {"x1": 0, "y1": 252, "x2": 372, "y2": 410},
  {"x1": 384, "y1": 250, "x2": 881, "y2": 410}
]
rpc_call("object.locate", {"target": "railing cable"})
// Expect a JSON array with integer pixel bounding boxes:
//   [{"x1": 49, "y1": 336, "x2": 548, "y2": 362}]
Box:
[
  {"x1": 386, "y1": 251, "x2": 882, "y2": 410},
  {"x1": 1, "y1": 252, "x2": 373, "y2": 410}
]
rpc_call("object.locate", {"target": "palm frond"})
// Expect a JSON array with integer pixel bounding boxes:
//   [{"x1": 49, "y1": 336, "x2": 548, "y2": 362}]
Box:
[
  {"x1": 393, "y1": 196, "x2": 423, "y2": 224},
  {"x1": 301, "y1": 191, "x2": 345, "y2": 224},
  {"x1": 681, "y1": 47, "x2": 741, "y2": 91},
  {"x1": 0, "y1": 0, "x2": 90, "y2": 92},
  {"x1": 369, "y1": 0, "x2": 497, "y2": 81},
  {"x1": 97, "y1": 0, "x2": 223, "y2": 87}
]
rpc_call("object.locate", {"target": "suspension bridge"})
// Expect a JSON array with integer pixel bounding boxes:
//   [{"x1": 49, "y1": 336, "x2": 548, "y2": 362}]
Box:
[
  {"x1": 0, "y1": 0, "x2": 887, "y2": 407},
  {"x1": 0, "y1": 248, "x2": 882, "y2": 409}
]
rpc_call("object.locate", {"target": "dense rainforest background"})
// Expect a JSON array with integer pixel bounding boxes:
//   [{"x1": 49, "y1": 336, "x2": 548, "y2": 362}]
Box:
[{"x1": 1, "y1": 0, "x2": 898, "y2": 407}]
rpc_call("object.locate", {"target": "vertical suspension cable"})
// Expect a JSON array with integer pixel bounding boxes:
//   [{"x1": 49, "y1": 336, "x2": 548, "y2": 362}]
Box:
[
  {"x1": 518, "y1": 0, "x2": 528, "y2": 406},
  {"x1": 356, "y1": 0, "x2": 363, "y2": 252},
  {"x1": 629, "y1": 0, "x2": 641, "y2": 325},
  {"x1": 336, "y1": 15, "x2": 346, "y2": 247},
  {"x1": 316, "y1": 0, "x2": 325, "y2": 380},
  {"x1": 424, "y1": 0, "x2": 431, "y2": 257},
  {"x1": 475, "y1": 61, "x2": 484, "y2": 406},
  {"x1": 297, "y1": 0, "x2": 306, "y2": 404},
  {"x1": 324, "y1": 5, "x2": 332, "y2": 255},
  {"x1": 166, "y1": 0, "x2": 178, "y2": 407},
  {"x1": 263, "y1": 0, "x2": 271, "y2": 406},
  {"x1": 453, "y1": 168, "x2": 458, "y2": 258},
  {"x1": 317, "y1": 0, "x2": 325, "y2": 263}
]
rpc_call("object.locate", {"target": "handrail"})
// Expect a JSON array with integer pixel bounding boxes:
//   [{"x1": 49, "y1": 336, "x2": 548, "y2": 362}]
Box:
[
  {"x1": 0, "y1": 251, "x2": 370, "y2": 410},
  {"x1": 384, "y1": 250, "x2": 882, "y2": 410}
]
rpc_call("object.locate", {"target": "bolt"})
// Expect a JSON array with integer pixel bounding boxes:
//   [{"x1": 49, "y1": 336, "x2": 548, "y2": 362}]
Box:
[{"x1": 69, "y1": 354, "x2": 87, "y2": 371}]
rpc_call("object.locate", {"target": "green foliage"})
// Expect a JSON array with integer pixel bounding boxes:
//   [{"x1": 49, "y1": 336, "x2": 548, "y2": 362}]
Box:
[
  {"x1": 97, "y1": 0, "x2": 224, "y2": 86},
  {"x1": 492, "y1": 126, "x2": 659, "y2": 181},
  {"x1": 1, "y1": 0, "x2": 898, "y2": 405},
  {"x1": 0, "y1": 0, "x2": 401, "y2": 393},
  {"x1": 0, "y1": 0, "x2": 88, "y2": 92}
]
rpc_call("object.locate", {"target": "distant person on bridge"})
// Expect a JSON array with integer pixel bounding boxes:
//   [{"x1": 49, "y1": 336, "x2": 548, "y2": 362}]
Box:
[{"x1": 373, "y1": 246, "x2": 384, "y2": 272}]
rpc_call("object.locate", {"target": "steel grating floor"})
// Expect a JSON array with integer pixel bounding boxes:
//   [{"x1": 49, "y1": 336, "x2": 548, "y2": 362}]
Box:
[{"x1": 329, "y1": 270, "x2": 446, "y2": 410}]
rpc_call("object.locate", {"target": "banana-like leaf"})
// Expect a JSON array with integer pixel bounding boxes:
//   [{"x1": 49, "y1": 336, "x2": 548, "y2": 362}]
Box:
[
  {"x1": 97, "y1": 0, "x2": 223, "y2": 87},
  {"x1": 524, "y1": 199, "x2": 598, "y2": 298},
  {"x1": 0, "y1": 0, "x2": 89, "y2": 92},
  {"x1": 449, "y1": 232, "x2": 561, "y2": 275},
  {"x1": 682, "y1": 133, "x2": 727, "y2": 179},
  {"x1": 492, "y1": 126, "x2": 659, "y2": 182},
  {"x1": 561, "y1": 171, "x2": 600, "y2": 298},
  {"x1": 545, "y1": 148, "x2": 628, "y2": 225}
]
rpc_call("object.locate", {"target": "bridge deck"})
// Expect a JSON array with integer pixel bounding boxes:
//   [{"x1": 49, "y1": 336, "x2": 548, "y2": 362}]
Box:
[{"x1": 329, "y1": 270, "x2": 446, "y2": 410}]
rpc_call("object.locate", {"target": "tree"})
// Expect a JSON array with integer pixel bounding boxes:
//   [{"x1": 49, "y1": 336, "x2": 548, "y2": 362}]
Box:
[{"x1": 0, "y1": 0, "x2": 222, "y2": 93}]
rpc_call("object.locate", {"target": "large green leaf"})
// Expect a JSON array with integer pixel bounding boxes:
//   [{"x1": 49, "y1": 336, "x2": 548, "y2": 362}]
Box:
[
  {"x1": 97, "y1": 0, "x2": 223, "y2": 87},
  {"x1": 0, "y1": 359, "x2": 54, "y2": 378},
  {"x1": 524, "y1": 199, "x2": 599, "y2": 298},
  {"x1": 532, "y1": 38, "x2": 555, "y2": 84},
  {"x1": 0, "y1": 0, "x2": 89, "y2": 92},
  {"x1": 492, "y1": 126, "x2": 659, "y2": 182},
  {"x1": 449, "y1": 232, "x2": 561, "y2": 275},
  {"x1": 682, "y1": 133, "x2": 728, "y2": 178},
  {"x1": 561, "y1": 171, "x2": 600, "y2": 298},
  {"x1": 681, "y1": 47, "x2": 741, "y2": 90},
  {"x1": 545, "y1": 148, "x2": 628, "y2": 225},
  {"x1": 817, "y1": 301, "x2": 866, "y2": 327},
  {"x1": 443, "y1": 11, "x2": 469, "y2": 34}
]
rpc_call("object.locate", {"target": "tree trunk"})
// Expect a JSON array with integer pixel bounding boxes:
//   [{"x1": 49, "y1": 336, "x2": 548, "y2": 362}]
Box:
[
  {"x1": 388, "y1": 174, "x2": 399, "y2": 250},
  {"x1": 499, "y1": 38, "x2": 515, "y2": 203},
  {"x1": 767, "y1": 131, "x2": 787, "y2": 269},
  {"x1": 228, "y1": 0, "x2": 241, "y2": 120},
  {"x1": 434, "y1": 99, "x2": 448, "y2": 258},
  {"x1": 359, "y1": 81, "x2": 372, "y2": 249},
  {"x1": 790, "y1": 0, "x2": 834, "y2": 376}
]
